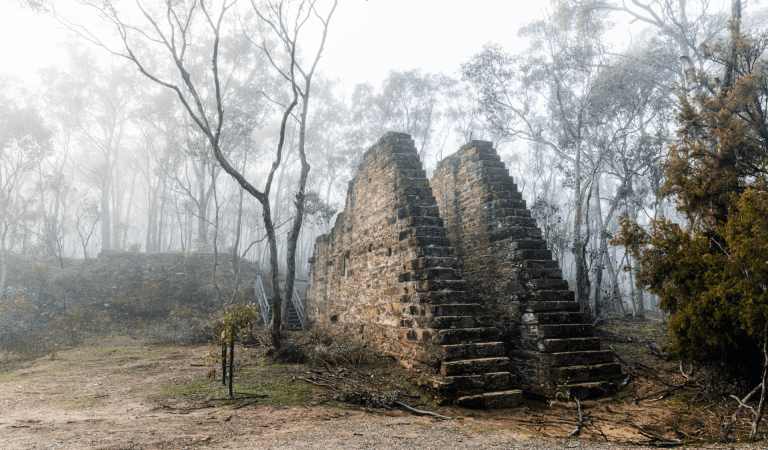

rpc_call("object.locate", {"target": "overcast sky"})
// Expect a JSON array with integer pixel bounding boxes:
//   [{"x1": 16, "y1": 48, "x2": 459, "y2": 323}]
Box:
[{"x1": 2, "y1": 1, "x2": 551, "y2": 90}]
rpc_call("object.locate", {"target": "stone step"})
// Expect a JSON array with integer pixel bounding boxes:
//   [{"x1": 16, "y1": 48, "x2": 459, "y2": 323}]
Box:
[
  {"x1": 423, "y1": 290, "x2": 470, "y2": 304},
  {"x1": 485, "y1": 226, "x2": 541, "y2": 244},
  {"x1": 440, "y1": 357, "x2": 510, "y2": 376},
  {"x1": 500, "y1": 215, "x2": 538, "y2": 228},
  {"x1": 531, "y1": 290, "x2": 576, "y2": 302},
  {"x1": 523, "y1": 381, "x2": 614, "y2": 400},
  {"x1": 441, "y1": 342, "x2": 505, "y2": 361},
  {"x1": 397, "y1": 226, "x2": 447, "y2": 241},
  {"x1": 428, "y1": 303, "x2": 483, "y2": 317},
  {"x1": 445, "y1": 372, "x2": 517, "y2": 393},
  {"x1": 431, "y1": 315, "x2": 492, "y2": 329},
  {"x1": 415, "y1": 245, "x2": 455, "y2": 258},
  {"x1": 520, "y1": 260, "x2": 559, "y2": 269},
  {"x1": 485, "y1": 190, "x2": 523, "y2": 202},
  {"x1": 542, "y1": 350, "x2": 615, "y2": 368},
  {"x1": 538, "y1": 337, "x2": 601, "y2": 353},
  {"x1": 528, "y1": 324, "x2": 595, "y2": 339},
  {"x1": 521, "y1": 311, "x2": 586, "y2": 325},
  {"x1": 398, "y1": 268, "x2": 462, "y2": 282},
  {"x1": 413, "y1": 279, "x2": 468, "y2": 293},
  {"x1": 457, "y1": 390, "x2": 523, "y2": 409},
  {"x1": 513, "y1": 248, "x2": 552, "y2": 260},
  {"x1": 488, "y1": 206, "x2": 531, "y2": 218},
  {"x1": 549, "y1": 362, "x2": 623, "y2": 383},
  {"x1": 491, "y1": 198, "x2": 527, "y2": 210},
  {"x1": 523, "y1": 301, "x2": 581, "y2": 313},
  {"x1": 434, "y1": 327, "x2": 501, "y2": 345},
  {"x1": 529, "y1": 279, "x2": 569, "y2": 290},
  {"x1": 404, "y1": 256, "x2": 461, "y2": 270},
  {"x1": 519, "y1": 267, "x2": 563, "y2": 280}
]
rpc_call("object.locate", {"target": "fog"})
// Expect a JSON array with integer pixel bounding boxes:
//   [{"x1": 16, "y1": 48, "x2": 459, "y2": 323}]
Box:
[{"x1": 0, "y1": 0, "x2": 760, "y2": 317}]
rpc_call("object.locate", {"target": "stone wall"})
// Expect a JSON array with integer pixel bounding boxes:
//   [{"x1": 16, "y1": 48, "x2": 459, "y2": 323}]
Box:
[
  {"x1": 429, "y1": 140, "x2": 538, "y2": 340},
  {"x1": 431, "y1": 141, "x2": 620, "y2": 397},
  {"x1": 306, "y1": 132, "x2": 466, "y2": 368},
  {"x1": 2, "y1": 251, "x2": 258, "y2": 320},
  {"x1": 307, "y1": 133, "x2": 620, "y2": 403}
]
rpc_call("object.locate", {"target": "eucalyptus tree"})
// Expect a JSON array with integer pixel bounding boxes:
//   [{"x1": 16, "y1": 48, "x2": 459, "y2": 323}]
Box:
[
  {"x1": 376, "y1": 70, "x2": 450, "y2": 163},
  {"x1": 462, "y1": 14, "x2": 613, "y2": 307},
  {"x1": 462, "y1": 6, "x2": 678, "y2": 315},
  {"x1": 0, "y1": 74, "x2": 51, "y2": 299},
  {"x1": 44, "y1": 44, "x2": 140, "y2": 252},
  {"x1": 49, "y1": 0, "x2": 338, "y2": 348}
]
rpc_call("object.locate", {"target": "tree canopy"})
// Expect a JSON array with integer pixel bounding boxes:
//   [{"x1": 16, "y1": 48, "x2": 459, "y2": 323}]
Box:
[{"x1": 617, "y1": 27, "x2": 768, "y2": 384}]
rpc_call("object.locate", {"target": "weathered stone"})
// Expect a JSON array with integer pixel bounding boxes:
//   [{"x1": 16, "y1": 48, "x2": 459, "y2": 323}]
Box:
[
  {"x1": 457, "y1": 390, "x2": 523, "y2": 409},
  {"x1": 435, "y1": 327, "x2": 501, "y2": 345},
  {"x1": 430, "y1": 140, "x2": 619, "y2": 396},
  {"x1": 306, "y1": 134, "x2": 620, "y2": 405},
  {"x1": 441, "y1": 342, "x2": 506, "y2": 361},
  {"x1": 440, "y1": 357, "x2": 510, "y2": 376},
  {"x1": 538, "y1": 337, "x2": 602, "y2": 353}
]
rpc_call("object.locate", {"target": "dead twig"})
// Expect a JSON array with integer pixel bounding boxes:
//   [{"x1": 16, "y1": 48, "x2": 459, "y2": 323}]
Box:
[
  {"x1": 722, "y1": 383, "x2": 762, "y2": 442},
  {"x1": 626, "y1": 441, "x2": 685, "y2": 447},
  {"x1": 393, "y1": 401, "x2": 452, "y2": 420},
  {"x1": 234, "y1": 400, "x2": 260, "y2": 409},
  {"x1": 679, "y1": 361, "x2": 694, "y2": 379},
  {"x1": 295, "y1": 376, "x2": 336, "y2": 390},
  {"x1": 568, "y1": 398, "x2": 583, "y2": 437},
  {"x1": 626, "y1": 419, "x2": 677, "y2": 444}
]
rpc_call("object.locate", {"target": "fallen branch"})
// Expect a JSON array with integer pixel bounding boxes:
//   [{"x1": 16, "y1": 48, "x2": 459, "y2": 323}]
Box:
[
  {"x1": 394, "y1": 401, "x2": 452, "y2": 420},
  {"x1": 295, "y1": 376, "x2": 336, "y2": 390},
  {"x1": 209, "y1": 394, "x2": 268, "y2": 401},
  {"x1": 234, "y1": 400, "x2": 260, "y2": 410},
  {"x1": 626, "y1": 420, "x2": 673, "y2": 443},
  {"x1": 750, "y1": 337, "x2": 768, "y2": 441},
  {"x1": 626, "y1": 441, "x2": 685, "y2": 448},
  {"x1": 568, "y1": 398, "x2": 582, "y2": 437},
  {"x1": 721, "y1": 382, "x2": 762, "y2": 442},
  {"x1": 638, "y1": 383, "x2": 688, "y2": 402},
  {"x1": 678, "y1": 361, "x2": 694, "y2": 379}
]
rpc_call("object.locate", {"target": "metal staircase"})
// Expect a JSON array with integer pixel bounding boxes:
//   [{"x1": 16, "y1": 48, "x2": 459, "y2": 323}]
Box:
[{"x1": 254, "y1": 276, "x2": 306, "y2": 330}]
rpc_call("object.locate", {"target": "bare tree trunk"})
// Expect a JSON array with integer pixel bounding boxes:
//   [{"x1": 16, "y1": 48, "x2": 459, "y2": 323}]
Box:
[
  {"x1": 197, "y1": 161, "x2": 210, "y2": 251},
  {"x1": 101, "y1": 174, "x2": 111, "y2": 251},
  {"x1": 720, "y1": 0, "x2": 742, "y2": 94},
  {"x1": 592, "y1": 173, "x2": 604, "y2": 319},
  {"x1": 228, "y1": 337, "x2": 235, "y2": 398},
  {"x1": 606, "y1": 247, "x2": 626, "y2": 316},
  {"x1": 0, "y1": 236, "x2": 7, "y2": 300},
  {"x1": 282, "y1": 93, "x2": 312, "y2": 326},
  {"x1": 232, "y1": 186, "x2": 244, "y2": 273},
  {"x1": 630, "y1": 203, "x2": 645, "y2": 318},
  {"x1": 221, "y1": 343, "x2": 227, "y2": 386},
  {"x1": 122, "y1": 170, "x2": 137, "y2": 250},
  {"x1": 573, "y1": 143, "x2": 590, "y2": 306},
  {"x1": 750, "y1": 335, "x2": 768, "y2": 440}
]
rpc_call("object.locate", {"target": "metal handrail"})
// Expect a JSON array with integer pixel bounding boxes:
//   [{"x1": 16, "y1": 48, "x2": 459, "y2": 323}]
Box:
[
  {"x1": 254, "y1": 276, "x2": 270, "y2": 326},
  {"x1": 291, "y1": 285, "x2": 306, "y2": 329}
]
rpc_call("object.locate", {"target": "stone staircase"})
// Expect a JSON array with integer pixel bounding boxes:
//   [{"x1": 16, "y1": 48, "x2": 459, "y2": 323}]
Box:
[
  {"x1": 514, "y1": 249, "x2": 621, "y2": 399},
  {"x1": 424, "y1": 283, "x2": 523, "y2": 408},
  {"x1": 430, "y1": 140, "x2": 622, "y2": 401}
]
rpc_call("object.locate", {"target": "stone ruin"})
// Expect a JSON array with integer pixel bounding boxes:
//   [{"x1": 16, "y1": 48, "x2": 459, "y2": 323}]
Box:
[{"x1": 306, "y1": 132, "x2": 621, "y2": 408}]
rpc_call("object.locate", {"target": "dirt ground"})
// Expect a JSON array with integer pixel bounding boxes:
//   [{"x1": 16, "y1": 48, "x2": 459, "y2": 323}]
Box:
[{"x1": 1, "y1": 322, "x2": 768, "y2": 449}]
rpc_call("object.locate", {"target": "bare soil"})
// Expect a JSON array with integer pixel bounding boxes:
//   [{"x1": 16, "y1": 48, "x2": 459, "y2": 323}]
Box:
[{"x1": 0, "y1": 320, "x2": 767, "y2": 449}]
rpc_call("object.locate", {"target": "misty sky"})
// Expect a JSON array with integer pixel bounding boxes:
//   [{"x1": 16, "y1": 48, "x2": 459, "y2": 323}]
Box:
[{"x1": 3, "y1": 1, "x2": 552, "y2": 90}]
